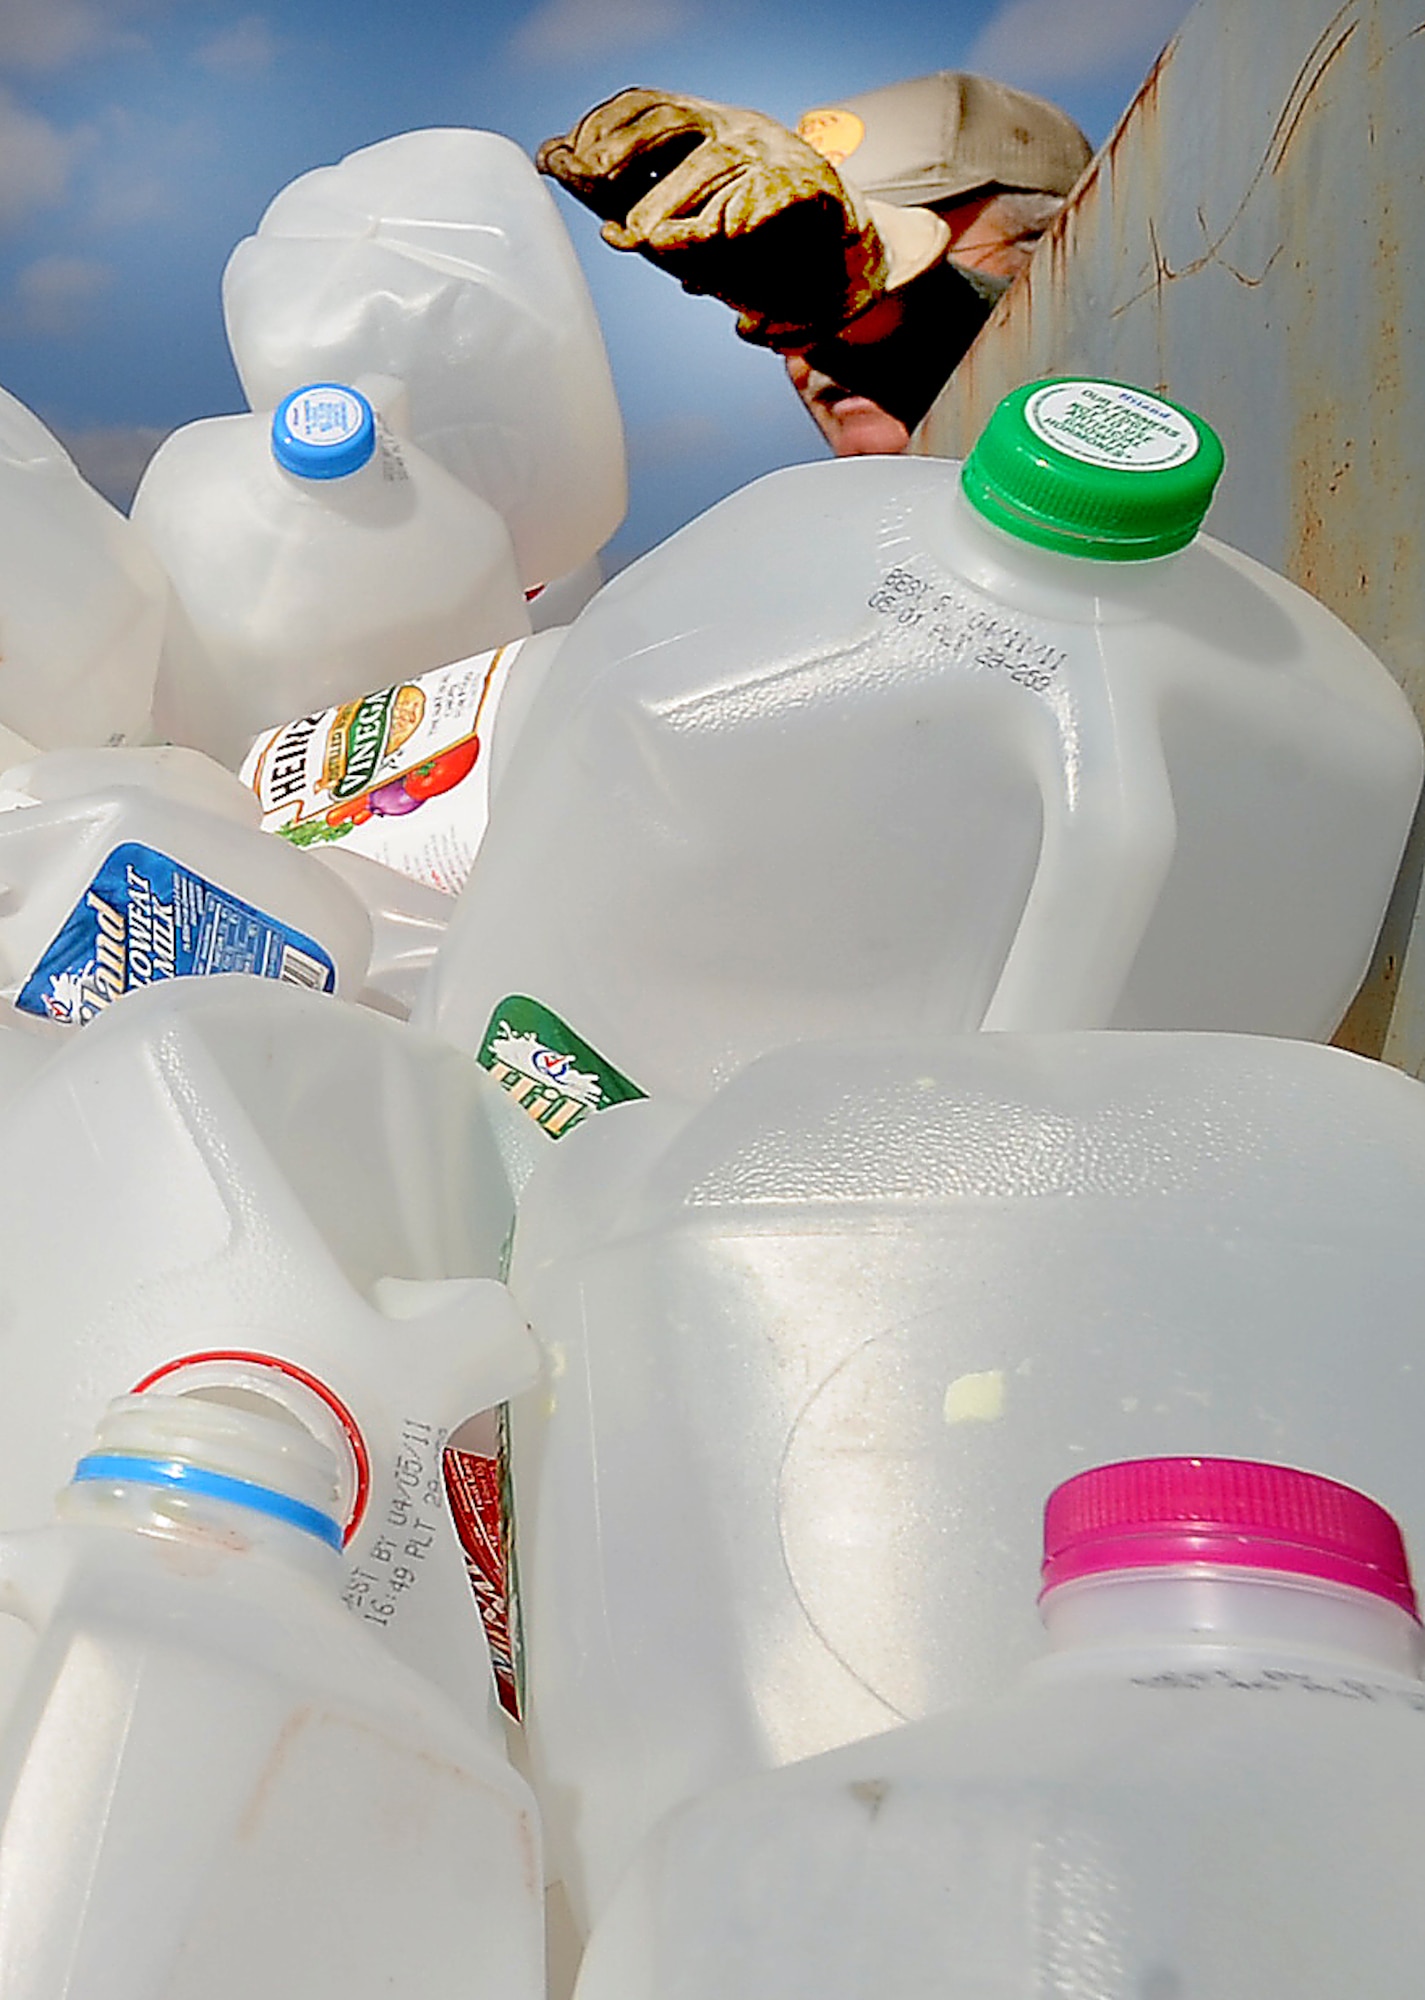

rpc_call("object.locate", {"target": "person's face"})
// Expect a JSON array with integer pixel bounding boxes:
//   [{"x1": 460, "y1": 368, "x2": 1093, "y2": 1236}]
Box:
[
  {"x1": 939, "y1": 190, "x2": 1052, "y2": 282},
  {"x1": 783, "y1": 354, "x2": 911, "y2": 457}
]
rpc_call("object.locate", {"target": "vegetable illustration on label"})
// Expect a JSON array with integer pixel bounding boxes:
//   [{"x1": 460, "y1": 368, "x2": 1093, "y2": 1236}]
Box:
[{"x1": 240, "y1": 642, "x2": 525, "y2": 896}]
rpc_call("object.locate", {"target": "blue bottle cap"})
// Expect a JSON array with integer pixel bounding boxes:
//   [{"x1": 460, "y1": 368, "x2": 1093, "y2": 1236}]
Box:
[{"x1": 272, "y1": 384, "x2": 376, "y2": 481}]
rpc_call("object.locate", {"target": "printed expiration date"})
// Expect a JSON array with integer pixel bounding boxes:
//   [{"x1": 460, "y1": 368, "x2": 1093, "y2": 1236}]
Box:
[
  {"x1": 869, "y1": 566, "x2": 1064, "y2": 693},
  {"x1": 343, "y1": 1416, "x2": 446, "y2": 1630}
]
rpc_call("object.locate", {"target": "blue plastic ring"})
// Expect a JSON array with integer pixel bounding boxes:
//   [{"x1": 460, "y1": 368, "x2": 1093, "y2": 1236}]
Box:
[{"x1": 72, "y1": 1453, "x2": 344, "y2": 1550}]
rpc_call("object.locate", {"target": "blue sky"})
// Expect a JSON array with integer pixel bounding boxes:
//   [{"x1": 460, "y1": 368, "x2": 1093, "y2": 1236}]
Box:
[{"x1": 0, "y1": 0, "x2": 1192, "y2": 568}]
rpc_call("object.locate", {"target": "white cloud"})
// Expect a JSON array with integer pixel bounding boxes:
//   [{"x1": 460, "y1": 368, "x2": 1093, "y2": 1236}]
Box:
[
  {"x1": 0, "y1": 0, "x2": 160, "y2": 72},
  {"x1": 966, "y1": 0, "x2": 1187, "y2": 91},
  {"x1": 82, "y1": 104, "x2": 209, "y2": 226},
  {"x1": 511, "y1": 0, "x2": 689, "y2": 64},
  {"x1": 0, "y1": 87, "x2": 83, "y2": 224},
  {"x1": 195, "y1": 14, "x2": 276, "y2": 78},
  {"x1": 14, "y1": 253, "x2": 113, "y2": 332},
  {"x1": 54, "y1": 422, "x2": 167, "y2": 509},
  {"x1": 0, "y1": 0, "x2": 111, "y2": 71}
]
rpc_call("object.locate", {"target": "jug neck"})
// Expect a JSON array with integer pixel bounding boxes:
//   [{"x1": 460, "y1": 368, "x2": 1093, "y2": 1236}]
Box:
[
  {"x1": 1039, "y1": 1565, "x2": 1425, "y2": 1677},
  {"x1": 945, "y1": 481, "x2": 1182, "y2": 622},
  {"x1": 1036, "y1": 1456, "x2": 1424, "y2": 1678},
  {"x1": 56, "y1": 1389, "x2": 344, "y2": 1581}
]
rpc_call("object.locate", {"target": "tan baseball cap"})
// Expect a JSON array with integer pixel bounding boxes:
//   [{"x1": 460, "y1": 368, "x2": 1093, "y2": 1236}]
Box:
[{"x1": 797, "y1": 71, "x2": 1093, "y2": 207}]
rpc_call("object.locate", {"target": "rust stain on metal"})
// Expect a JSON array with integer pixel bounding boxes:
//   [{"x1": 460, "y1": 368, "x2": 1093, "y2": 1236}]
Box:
[
  {"x1": 1111, "y1": 214, "x2": 1283, "y2": 320},
  {"x1": 1283, "y1": 0, "x2": 1425, "y2": 1061},
  {"x1": 1334, "y1": 952, "x2": 1397, "y2": 1059},
  {"x1": 1285, "y1": 0, "x2": 1413, "y2": 673},
  {"x1": 1267, "y1": 6, "x2": 1361, "y2": 172},
  {"x1": 1056, "y1": 34, "x2": 1173, "y2": 221},
  {"x1": 1105, "y1": 7, "x2": 1359, "y2": 328}
]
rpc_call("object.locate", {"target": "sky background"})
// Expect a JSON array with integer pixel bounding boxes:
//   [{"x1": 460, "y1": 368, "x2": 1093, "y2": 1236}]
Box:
[{"x1": 0, "y1": 0, "x2": 1193, "y2": 570}]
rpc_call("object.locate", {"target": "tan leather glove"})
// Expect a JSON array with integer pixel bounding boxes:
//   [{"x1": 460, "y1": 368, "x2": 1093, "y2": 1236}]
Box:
[{"x1": 536, "y1": 88, "x2": 893, "y2": 348}]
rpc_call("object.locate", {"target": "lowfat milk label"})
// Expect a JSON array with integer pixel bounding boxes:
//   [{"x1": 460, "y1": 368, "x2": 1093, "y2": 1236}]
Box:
[
  {"x1": 240, "y1": 642, "x2": 525, "y2": 897},
  {"x1": 17, "y1": 841, "x2": 336, "y2": 1025},
  {"x1": 1024, "y1": 381, "x2": 1200, "y2": 470}
]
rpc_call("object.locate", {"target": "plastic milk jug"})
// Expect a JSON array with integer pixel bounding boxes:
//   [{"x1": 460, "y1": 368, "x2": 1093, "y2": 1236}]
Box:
[
  {"x1": 0, "y1": 1391, "x2": 544, "y2": 2000},
  {"x1": 575, "y1": 1457, "x2": 1425, "y2": 2000},
  {"x1": 222, "y1": 128, "x2": 627, "y2": 590},
  {"x1": 313, "y1": 843, "x2": 455, "y2": 1019},
  {"x1": 421, "y1": 381, "x2": 1423, "y2": 1105},
  {"x1": 0, "y1": 383, "x2": 165, "y2": 749},
  {"x1": 503, "y1": 1030, "x2": 1425, "y2": 1922},
  {"x1": 0, "y1": 745, "x2": 372, "y2": 1025},
  {"x1": 132, "y1": 382, "x2": 529, "y2": 768},
  {"x1": 527, "y1": 556, "x2": 603, "y2": 631},
  {"x1": 0, "y1": 974, "x2": 538, "y2": 1731}
]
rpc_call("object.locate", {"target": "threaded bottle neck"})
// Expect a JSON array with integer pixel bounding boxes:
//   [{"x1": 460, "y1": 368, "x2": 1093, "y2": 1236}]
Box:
[
  {"x1": 61, "y1": 1390, "x2": 343, "y2": 1559},
  {"x1": 1039, "y1": 1565, "x2": 1425, "y2": 1676},
  {"x1": 1036, "y1": 1457, "x2": 1424, "y2": 1677}
]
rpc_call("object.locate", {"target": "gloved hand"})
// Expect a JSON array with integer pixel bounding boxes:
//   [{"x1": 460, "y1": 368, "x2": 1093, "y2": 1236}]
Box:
[{"x1": 536, "y1": 88, "x2": 894, "y2": 348}]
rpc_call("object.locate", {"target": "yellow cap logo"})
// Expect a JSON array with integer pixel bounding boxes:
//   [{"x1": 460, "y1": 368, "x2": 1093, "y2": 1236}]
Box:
[{"x1": 796, "y1": 107, "x2": 865, "y2": 169}]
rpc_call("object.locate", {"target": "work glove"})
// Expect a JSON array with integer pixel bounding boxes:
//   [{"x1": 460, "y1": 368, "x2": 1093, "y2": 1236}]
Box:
[{"x1": 537, "y1": 88, "x2": 913, "y2": 349}]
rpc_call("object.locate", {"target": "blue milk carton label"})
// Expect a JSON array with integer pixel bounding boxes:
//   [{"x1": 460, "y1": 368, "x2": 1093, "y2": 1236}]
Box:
[{"x1": 17, "y1": 841, "x2": 337, "y2": 1025}]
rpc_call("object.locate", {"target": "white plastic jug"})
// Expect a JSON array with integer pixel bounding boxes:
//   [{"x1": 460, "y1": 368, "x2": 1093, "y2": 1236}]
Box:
[
  {"x1": 528, "y1": 556, "x2": 603, "y2": 631},
  {"x1": 0, "y1": 383, "x2": 165, "y2": 749},
  {"x1": 0, "y1": 1391, "x2": 544, "y2": 2000},
  {"x1": 0, "y1": 744, "x2": 372, "y2": 1024},
  {"x1": 575, "y1": 1456, "x2": 1425, "y2": 2000},
  {"x1": 132, "y1": 381, "x2": 530, "y2": 768},
  {"x1": 504, "y1": 1030, "x2": 1425, "y2": 1922},
  {"x1": 222, "y1": 128, "x2": 627, "y2": 590},
  {"x1": 314, "y1": 842, "x2": 454, "y2": 1019},
  {"x1": 421, "y1": 381, "x2": 1423, "y2": 1103},
  {"x1": 0, "y1": 974, "x2": 537, "y2": 1731}
]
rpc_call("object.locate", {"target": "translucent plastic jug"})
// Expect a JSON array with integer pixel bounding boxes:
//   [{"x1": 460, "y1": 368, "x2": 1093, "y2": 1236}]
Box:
[
  {"x1": 0, "y1": 383, "x2": 165, "y2": 749},
  {"x1": 0, "y1": 1391, "x2": 544, "y2": 2000},
  {"x1": 0, "y1": 975, "x2": 537, "y2": 1729},
  {"x1": 422, "y1": 382, "x2": 1423, "y2": 1103},
  {"x1": 132, "y1": 382, "x2": 529, "y2": 768},
  {"x1": 505, "y1": 1031, "x2": 1425, "y2": 1921},
  {"x1": 222, "y1": 128, "x2": 627, "y2": 590},
  {"x1": 0, "y1": 745, "x2": 372, "y2": 1023},
  {"x1": 528, "y1": 556, "x2": 603, "y2": 631},
  {"x1": 315, "y1": 842, "x2": 454, "y2": 1018},
  {"x1": 576, "y1": 1457, "x2": 1425, "y2": 2000}
]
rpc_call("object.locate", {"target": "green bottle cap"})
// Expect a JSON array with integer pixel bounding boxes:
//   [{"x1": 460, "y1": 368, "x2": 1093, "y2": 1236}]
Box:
[{"x1": 961, "y1": 378, "x2": 1225, "y2": 561}]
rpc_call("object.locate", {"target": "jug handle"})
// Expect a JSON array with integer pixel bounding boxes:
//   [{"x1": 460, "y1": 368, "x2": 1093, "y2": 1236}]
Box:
[
  {"x1": 369, "y1": 1274, "x2": 542, "y2": 1412},
  {"x1": 981, "y1": 674, "x2": 1176, "y2": 1032}
]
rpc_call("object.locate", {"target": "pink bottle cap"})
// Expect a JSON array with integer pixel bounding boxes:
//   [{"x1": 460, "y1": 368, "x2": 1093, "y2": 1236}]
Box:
[{"x1": 1041, "y1": 1456, "x2": 1420, "y2": 1617}]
